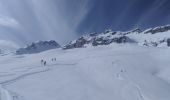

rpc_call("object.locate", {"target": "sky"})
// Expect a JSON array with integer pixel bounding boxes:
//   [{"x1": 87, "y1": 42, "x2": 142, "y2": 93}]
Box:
[{"x1": 0, "y1": 0, "x2": 170, "y2": 48}]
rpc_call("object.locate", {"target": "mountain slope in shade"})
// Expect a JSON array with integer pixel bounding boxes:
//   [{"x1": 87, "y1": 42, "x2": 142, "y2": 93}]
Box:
[{"x1": 16, "y1": 40, "x2": 60, "y2": 55}]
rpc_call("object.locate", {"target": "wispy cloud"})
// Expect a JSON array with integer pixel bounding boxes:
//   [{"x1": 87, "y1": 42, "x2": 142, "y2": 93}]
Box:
[
  {"x1": 0, "y1": 0, "x2": 91, "y2": 46},
  {"x1": 0, "y1": 15, "x2": 20, "y2": 28},
  {"x1": 135, "y1": 0, "x2": 168, "y2": 28},
  {"x1": 28, "y1": 0, "x2": 91, "y2": 44}
]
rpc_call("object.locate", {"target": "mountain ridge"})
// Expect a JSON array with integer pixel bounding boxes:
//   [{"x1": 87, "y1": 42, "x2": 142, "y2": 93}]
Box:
[{"x1": 63, "y1": 25, "x2": 170, "y2": 49}]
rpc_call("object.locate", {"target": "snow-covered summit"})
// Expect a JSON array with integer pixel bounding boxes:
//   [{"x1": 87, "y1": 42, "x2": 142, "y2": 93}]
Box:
[
  {"x1": 144, "y1": 25, "x2": 170, "y2": 34},
  {"x1": 63, "y1": 30, "x2": 136, "y2": 49},
  {"x1": 16, "y1": 40, "x2": 60, "y2": 54},
  {"x1": 63, "y1": 25, "x2": 170, "y2": 49}
]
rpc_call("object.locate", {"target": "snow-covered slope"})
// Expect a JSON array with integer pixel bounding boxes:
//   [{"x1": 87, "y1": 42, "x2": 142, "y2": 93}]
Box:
[
  {"x1": 63, "y1": 25, "x2": 170, "y2": 49},
  {"x1": 0, "y1": 25, "x2": 170, "y2": 100},
  {"x1": 0, "y1": 44, "x2": 170, "y2": 100},
  {"x1": 16, "y1": 40, "x2": 60, "y2": 55}
]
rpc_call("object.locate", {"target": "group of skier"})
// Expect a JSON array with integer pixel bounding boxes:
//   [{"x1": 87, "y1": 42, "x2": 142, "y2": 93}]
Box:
[
  {"x1": 41, "y1": 59, "x2": 47, "y2": 66},
  {"x1": 51, "y1": 58, "x2": 56, "y2": 61},
  {"x1": 41, "y1": 58, "x2": 57, "y2": 66}
]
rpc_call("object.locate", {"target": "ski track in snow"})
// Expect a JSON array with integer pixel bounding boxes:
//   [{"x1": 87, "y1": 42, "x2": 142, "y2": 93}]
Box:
[
  {"x1": 0, "y1": 61, "x2": 77, "y2": 100},
  {"x1": 113, "y1": 61, "x2": 148, "y2": 100},
  {"x1": 0, "y1": 69, "x2": 49, "y2": 100},
  {"x1": 115, "y1": 71, "x2": 147, "y2": 100}
]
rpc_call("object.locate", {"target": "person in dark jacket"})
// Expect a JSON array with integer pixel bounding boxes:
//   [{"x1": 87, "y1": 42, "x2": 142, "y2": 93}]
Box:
[
  {"x1": 41, "y1": 59, "x2": 44, "y2": 65},
  {"x1": 44, "y1": 61, "x2": 47, "y2": 66}
]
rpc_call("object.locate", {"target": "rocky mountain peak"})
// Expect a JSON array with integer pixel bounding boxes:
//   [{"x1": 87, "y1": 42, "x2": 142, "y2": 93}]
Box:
[{"x1": 16, "y1": 40, "x2": 60, "y2": 54}]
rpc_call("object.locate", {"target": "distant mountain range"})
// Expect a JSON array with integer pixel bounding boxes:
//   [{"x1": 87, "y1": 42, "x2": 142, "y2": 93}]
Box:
[{"x1": 14, "y1": 24, "x2": 170, "y2": 55}]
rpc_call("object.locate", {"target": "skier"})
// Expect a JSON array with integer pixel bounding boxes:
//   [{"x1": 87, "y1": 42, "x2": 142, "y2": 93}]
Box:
[
  {"x1": 54, "y1": 58, "x2": 56, "y2": 61},
  {"x1": 44, "y1": 61, "x2": 47, "y2": 66},
  {"x1": 41, "y1": 59, "x2": 44, "y2": 65}
]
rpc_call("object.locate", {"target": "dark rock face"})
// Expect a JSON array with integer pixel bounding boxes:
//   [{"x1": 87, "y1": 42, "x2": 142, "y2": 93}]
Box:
[
  {"x1": 89, "y1": 32, "x2": 98, "y2": 37},
  {"x1": 16, "y1": 40, "x2": 60, "y2": 54},
  {"x1": 63, "y1": 34, "x2": 136, "y2": 49},
  {"x1": 167, "y1": 38, "x2": 170, "y2": 46},
  {"x1": 143, "y1": 38, "x2": 170, "y2": 47},
  {"x1": 125, "y1": 28, "x2": 142, "y2": 35},
  {"x1": 144, "y1": 25, "x2": 170, "y2": 34},
  {"x1": 75, "y1": 37, "x2": 88, "y2": 47},
  {"x1": 131, "y1": 28, "x2": 142, "y2": 33},
  {"x1": 63, "y1": 28, "x2": 146, "y2": 50},
  {"x1": 63, "y1": 37, "x2": 89, "y2": 49},
  {"x1": 92, "y1": 36, "x2": 135, "y2": 46}
]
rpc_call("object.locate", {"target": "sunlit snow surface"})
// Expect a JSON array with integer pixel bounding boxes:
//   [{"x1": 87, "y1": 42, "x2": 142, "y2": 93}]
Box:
[{"x1": 0, "y1": 44, "x2": 170, "y2": 100}]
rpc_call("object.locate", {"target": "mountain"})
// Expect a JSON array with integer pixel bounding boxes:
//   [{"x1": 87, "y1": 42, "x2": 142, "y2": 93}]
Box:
[
  {"x1": 16, "y1": 40, "x2": 60, "y2": 54},
  {"x1": 63, "y1": 30, "x2": 137, "y2": 49},
  {"x1": 63, "y1": 25, "x2": 170, "y2": 49}
]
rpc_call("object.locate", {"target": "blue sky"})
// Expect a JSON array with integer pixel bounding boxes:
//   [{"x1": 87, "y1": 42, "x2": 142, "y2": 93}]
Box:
[
  {"x1": 78, "y1": 0, "x2": 170, "y2": 34},
  {"x1": 0, "y1": 0, "x2": 170, "y2": 47}
]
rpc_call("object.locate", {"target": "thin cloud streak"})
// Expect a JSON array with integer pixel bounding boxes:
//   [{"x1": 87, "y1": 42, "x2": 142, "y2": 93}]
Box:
[{"x1": 0, "y1": 0, "x2": 91, "y2": 46}]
